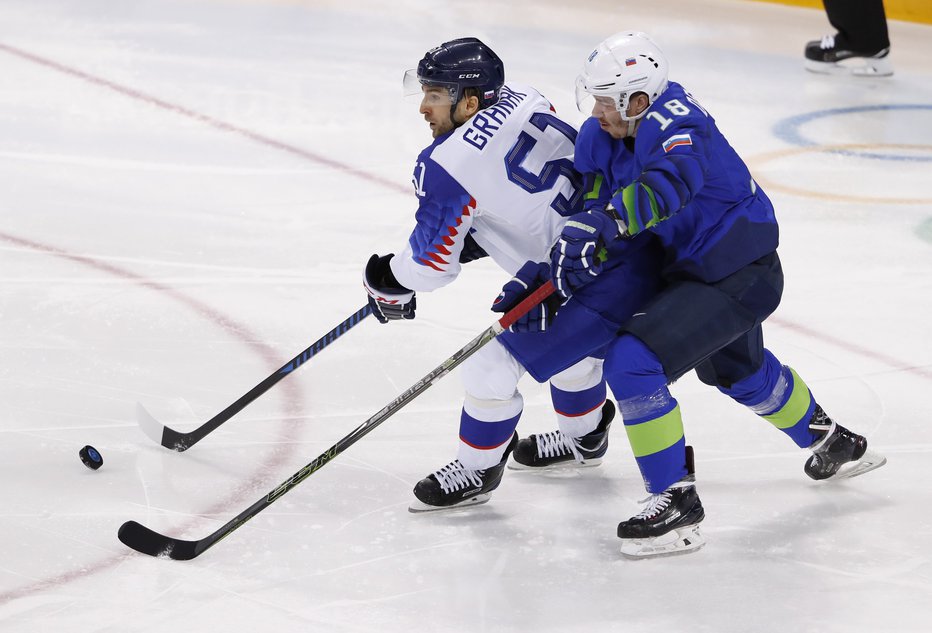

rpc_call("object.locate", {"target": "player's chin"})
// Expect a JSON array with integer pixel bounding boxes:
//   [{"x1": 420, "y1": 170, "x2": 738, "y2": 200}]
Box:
[{"x1": 603, "y1": 124, "x2": 625, "y2": 139}]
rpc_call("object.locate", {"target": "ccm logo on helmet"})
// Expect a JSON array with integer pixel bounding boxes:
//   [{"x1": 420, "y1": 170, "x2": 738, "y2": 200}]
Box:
[{"x1": 459, "y1": 73, "x2": 480, "y2": 78}]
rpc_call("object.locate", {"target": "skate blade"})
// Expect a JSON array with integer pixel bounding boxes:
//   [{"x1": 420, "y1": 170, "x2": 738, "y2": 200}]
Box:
[
  {"x1": 805, "y1": 58, "x2": 893, "y2": 77},
  {"x1": 830, "y1": 449, "x2": 887, "y2": 481},
  {"x1": 619, "y1": 524, "x2": 705, "y2": 559},
  {"x1": 408, "y1": 493, "x2": 491, "y2": 514},
  {"x1": 507, "y1": 457, "x2": 603, "y2": 472}
]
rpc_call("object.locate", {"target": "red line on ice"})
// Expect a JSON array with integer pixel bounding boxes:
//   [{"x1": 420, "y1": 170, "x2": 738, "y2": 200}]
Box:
[
  {"x1": 0, "y1": 38, "x2": 928, "y2": 606},
  {"x1": 0, "y1": 231, "x2": 306, "y2": 605}
]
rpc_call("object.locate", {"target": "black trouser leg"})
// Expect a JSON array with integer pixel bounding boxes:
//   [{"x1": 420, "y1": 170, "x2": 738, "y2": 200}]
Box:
[{"x1": 823, "y1": 0, "x2": 890, "y2": 52}]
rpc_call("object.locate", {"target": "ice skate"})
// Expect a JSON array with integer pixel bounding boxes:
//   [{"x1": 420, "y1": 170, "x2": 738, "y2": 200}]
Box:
[
  {"x1": 509, "y1": 401, "x2": 615, "y2": 470},
  {"x1": 409, "y1": 433, "x2": 517, "y2": 513},
  {"x1": 805, "y1": 406, "x2": 886, "y2": 481},
  {"x1": 804, "y1": 35, "x2": 892, "y2": 77},
  {"x1": 617, "y1": 446, "x2": 705, "y2": 559}
]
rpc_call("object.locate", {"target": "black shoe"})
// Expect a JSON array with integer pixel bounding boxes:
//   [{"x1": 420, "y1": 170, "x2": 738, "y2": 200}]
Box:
[
  {"x1": 409, "y1": 433, "x2": 518, "y2": 512},
  {"x1": 805, "y1": 406, "x2": 886, "y2": 480},
  {"x1": 510, "y1": 400, "x2": 614, "y2": 470},
  {"x1": 617, "y1": 446, "x2": 705, "y2": 558},
  {"x1": 804, "y1": 34, "x2": 892, "y2": 76}
]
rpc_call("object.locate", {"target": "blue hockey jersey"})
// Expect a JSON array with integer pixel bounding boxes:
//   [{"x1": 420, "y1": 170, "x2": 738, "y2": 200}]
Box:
[{"x1": 575, "y1": 81, "x2": 779, "y2": 283}]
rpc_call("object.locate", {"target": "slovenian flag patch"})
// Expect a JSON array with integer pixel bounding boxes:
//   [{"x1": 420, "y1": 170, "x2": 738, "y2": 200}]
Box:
[{"x1": 662, "y1": 133, "x2": 692, "y2": 153}]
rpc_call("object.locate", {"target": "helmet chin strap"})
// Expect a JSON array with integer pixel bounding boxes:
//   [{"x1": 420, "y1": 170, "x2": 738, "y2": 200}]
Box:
[
  {"x1": 615, "y1": 92, "x2": 649, "y2": 138},
  {"x1": 621, "y1": 111, "x2": 647, "y2": 138}
]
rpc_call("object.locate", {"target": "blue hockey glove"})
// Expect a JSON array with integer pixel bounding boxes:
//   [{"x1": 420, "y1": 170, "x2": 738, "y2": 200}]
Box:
[
  {"x1": 363, "y1": 254, "x2": 416, "y2": 324},
  {"x1": 550, "y1": 210, "x2": 619, "y2": 298},
  {"x1": 491, "y1": 261, "x2": 561, "y2": 333}
]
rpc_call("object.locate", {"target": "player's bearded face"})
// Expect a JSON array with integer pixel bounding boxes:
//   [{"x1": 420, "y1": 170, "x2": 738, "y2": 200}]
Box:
[
  {"x1": 592, "y1": 96, "x2": 629, "y2": 139},
  {"x1": 420, "y1": 86, "x2": 459, "y2": 138}
]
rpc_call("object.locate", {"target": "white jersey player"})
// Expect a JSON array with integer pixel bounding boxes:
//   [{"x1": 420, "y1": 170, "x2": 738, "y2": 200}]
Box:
[
  {"x1": 391, "y1": 79, "x2": 578, "y2": 285},
  {"x1": 362, "y1": 38, "x2": 616, "y2": 511}
]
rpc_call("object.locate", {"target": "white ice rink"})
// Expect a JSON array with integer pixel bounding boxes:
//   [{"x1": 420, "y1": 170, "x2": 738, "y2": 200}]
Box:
[{"x1": 2, "y1": 0, "x2": 932, "y2": 631}]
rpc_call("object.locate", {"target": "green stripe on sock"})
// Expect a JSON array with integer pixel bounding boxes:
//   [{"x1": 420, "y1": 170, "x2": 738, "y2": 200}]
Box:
[
  {"x1": 763, "y1": 368, "x2": 812, "y2": 430},
  {"x1": 624, "y1": 406, "x2": 684, "y2": 457}
]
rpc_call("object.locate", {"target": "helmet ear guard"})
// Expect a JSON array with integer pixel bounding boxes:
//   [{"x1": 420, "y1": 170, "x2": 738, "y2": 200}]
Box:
[{"x1": 576, "y1": 31, "x2": 669, "y2": 122}]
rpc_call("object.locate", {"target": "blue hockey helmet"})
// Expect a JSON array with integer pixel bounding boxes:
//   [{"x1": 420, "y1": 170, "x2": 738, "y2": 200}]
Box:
[{"x1": 404, "y1": 37, "x2": 505, "y2": 109}]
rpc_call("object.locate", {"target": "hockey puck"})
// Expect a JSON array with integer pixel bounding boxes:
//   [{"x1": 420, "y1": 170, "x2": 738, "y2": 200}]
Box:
[{"x1": 79, "y1": 445, "x2": 103, "y2": 470}]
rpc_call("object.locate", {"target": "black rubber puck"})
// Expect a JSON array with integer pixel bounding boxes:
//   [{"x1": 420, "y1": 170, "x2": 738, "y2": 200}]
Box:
[{"x1": 79, "y1": 445, "x2": 103, "y2": 470}]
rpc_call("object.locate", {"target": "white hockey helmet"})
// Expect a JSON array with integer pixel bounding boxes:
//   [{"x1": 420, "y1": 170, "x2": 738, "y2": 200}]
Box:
[{"x1": 576, "y1": 31, "x2": 669, "y2": 121}]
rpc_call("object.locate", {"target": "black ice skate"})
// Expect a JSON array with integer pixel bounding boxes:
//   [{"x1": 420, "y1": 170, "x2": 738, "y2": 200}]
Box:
[
  {"x1": 409, "y1": 433, "x2": 517, "y2": 513},
  {"x1": 804, "y1": 34, "x2": 892, "y2": 76},
  {"x1": 509, "y1": 400, "x2": 615, "y2": 470},
  {"x1": 617, "y1": 446, "x2": 705, "y2": 558},
  {"x1": 805, "y1": 406, "x2": 886, "y2": 481}
]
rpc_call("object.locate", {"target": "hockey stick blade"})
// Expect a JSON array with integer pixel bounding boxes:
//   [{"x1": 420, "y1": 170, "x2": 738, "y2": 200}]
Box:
[
  {"x1": 136, "y1": 402, "x2": 191, "y2": 451},
  {"x1": 118, "y1": 520, "x2": 201, "y2": 560},
  {"x1": 136, "y1": 305, "x2": 372, "y2": 452},
  {"x1": 119, "y1": 282, "x2": 555, "y2": 560}
]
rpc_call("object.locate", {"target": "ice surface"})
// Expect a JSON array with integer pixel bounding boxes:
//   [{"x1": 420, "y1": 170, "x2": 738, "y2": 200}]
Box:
[{"x1": 2, "y1": 1, "x2": 931, "y2": 631}]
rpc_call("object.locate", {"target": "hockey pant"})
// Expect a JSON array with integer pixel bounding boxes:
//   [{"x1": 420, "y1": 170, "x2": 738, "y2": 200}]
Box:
[{"x1": 605, "y1": 252, "x2": 822, "y2": 493}]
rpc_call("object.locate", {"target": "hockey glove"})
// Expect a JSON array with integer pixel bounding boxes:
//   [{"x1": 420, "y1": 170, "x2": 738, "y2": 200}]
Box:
[
  {"x1": 491, "y1": 261, "x2": 561, "y2": 333},
  {"x1": 363, "y1": 254, "x2": 416, "y2": 324},
  {"x1": 550, "y1": 210, "x2": 619, "y2": 298},
  {"x1": 459, "y1": 233, "x2": 489, "y2": 264}
]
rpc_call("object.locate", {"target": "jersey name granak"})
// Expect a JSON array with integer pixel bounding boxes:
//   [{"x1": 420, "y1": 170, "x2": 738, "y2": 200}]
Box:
[{"x1": 461, "y1": 86, "x2": 529, "y2": 151}]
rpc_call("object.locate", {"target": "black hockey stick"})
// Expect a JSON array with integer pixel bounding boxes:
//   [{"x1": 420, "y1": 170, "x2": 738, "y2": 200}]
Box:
[
  {"x1": 137, "y1": 305, "x2": 372, "y2": 451},
  {"x1": 118, "y1": 281, "x2": 555, "y2": 560}
]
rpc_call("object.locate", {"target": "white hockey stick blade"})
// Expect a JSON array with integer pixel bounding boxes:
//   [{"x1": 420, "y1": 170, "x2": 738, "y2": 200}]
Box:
[
  {"x1": 408, "y1": 494, "x2": 492, "y2": 514},
  {"x1": 136, "y1": 402, "x2": 168, "y2": 446},
  {"x1": 830, "y1": 449, "x2": 887, "y2": 481},
  {"x1": 619, "y1": 523, "x2": 706, "y2": 559}
]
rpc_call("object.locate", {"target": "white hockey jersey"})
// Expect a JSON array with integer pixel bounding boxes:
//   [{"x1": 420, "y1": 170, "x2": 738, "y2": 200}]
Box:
[{"x1": 390, "y1": 83, "x2": 583, "y2": 292}]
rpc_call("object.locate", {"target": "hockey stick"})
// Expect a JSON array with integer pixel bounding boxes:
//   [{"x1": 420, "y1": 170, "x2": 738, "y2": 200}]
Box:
[
  {"x1": 137, "y1": 305, "x2": 372, "y2": 452},
  {"x1": 118, "y1": 281, "x2": 555, "y2": 560}
]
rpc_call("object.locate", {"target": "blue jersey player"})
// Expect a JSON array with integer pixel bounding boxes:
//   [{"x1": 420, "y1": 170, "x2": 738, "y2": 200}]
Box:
[
  {"x1": 363, "y1": 38, "x2": 662, "y2": 512},
  {"x1": 552, "y1": 32, "x2": 886, "y2": 557}
]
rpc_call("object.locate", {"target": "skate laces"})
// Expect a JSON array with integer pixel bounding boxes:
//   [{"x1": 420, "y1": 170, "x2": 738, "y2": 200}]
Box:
[
  {"x1": 634, "y1": 480, "x2": 693, "y2": 519},
  {"x1": 432, "y1": 460, "x2": 484, "y2": 493},
  {"x1": 535, "y1": 430, "x2": 583, "y2": 462},
  {"x1": 820, "y1": 34, "x2": 835, "y2": 50},
  {"x1": 634, "y1": 491, "x2": 673, "y2": 520},
  {"x1": 808, "y1": 409, "x2": 837, "y2": 454}
]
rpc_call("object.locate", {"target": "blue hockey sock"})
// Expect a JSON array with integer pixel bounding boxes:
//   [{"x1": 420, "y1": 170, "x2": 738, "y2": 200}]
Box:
[
  {"x1": 606, "y1": 336, "x2": 687, "y2": 493},
  {"x1": 721, "y1": 351, "x2": 817, "y2": 448},
  {"x1": 619, "y1": 388, "x2": 687, "y2": 493}
]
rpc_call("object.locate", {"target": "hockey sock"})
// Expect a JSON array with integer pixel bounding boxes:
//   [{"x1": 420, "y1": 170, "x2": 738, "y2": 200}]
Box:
[
  {"x1": 549, "y1": 360, "x2": 606, "y2": 438},
  {"x1": 605, "y1": 335, "x2": 687, "y2": 492},
  {"x1": 720, "y1": 351, "x2": 817, "y2": 448},
  {"x1": 457, "y1": 393, "x2": 522, "y2": 469},
  {"x1": 618, "y1": 387, "x2": 688, "y2": 493}
]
